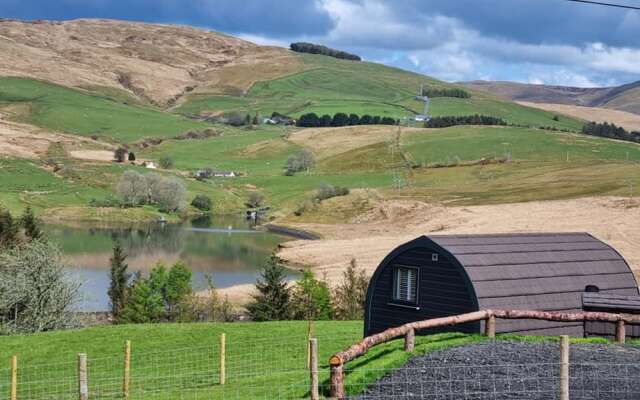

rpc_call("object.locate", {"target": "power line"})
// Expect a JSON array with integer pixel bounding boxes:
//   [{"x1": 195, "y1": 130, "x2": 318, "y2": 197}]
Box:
[{"x1": 564, "y1": 0, "x2": 640, "y2": 10}]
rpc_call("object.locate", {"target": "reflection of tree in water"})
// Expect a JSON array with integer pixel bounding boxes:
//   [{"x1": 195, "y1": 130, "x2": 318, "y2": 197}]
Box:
[
  {"x1": 49, "y1": 217, "x2": 283, "y2": 271},
  {"x1": 107, "y1": 224, "x2": 186, "y2": 258}
]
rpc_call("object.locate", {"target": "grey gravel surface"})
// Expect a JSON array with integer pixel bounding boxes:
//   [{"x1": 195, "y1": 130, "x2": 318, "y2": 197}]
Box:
[{"x1": 352, "y1": 341, "x2": 640, "y2": 400}]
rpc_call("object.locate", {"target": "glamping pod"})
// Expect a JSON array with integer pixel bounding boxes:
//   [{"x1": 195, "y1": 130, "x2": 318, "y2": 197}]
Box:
[{"x1": 364, "y1": 233, "x2": 639, "y2": 337}]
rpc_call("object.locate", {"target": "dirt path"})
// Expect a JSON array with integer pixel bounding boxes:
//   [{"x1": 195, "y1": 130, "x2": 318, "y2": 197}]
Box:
[{"x1": 277, "y1": 196, "x2": 640, "y2": 284}]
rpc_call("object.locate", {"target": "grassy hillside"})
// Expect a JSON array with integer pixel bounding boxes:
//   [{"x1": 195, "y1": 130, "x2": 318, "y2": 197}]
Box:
[
  {"x1": 177, "y1": 55, "x2": 582, "y2": 131},
  {"x1": 0, "y1": 77, "x2": 209, "y2": 143}
]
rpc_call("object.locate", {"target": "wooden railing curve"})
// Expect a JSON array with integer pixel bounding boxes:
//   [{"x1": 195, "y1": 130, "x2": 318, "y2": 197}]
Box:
[{"x1": 328, "y1": 309, "x2": 640, "y2": 398}]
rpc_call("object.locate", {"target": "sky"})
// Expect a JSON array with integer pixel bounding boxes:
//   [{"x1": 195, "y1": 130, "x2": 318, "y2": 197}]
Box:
[{"x1": 3, "y1": 0, "x2": 640, "y2": 87}]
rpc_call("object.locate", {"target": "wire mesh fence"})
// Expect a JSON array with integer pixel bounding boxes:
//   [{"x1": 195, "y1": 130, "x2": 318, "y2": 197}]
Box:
[{"x1": 3, "y1": 332, "x2": 640, "y2": 399}]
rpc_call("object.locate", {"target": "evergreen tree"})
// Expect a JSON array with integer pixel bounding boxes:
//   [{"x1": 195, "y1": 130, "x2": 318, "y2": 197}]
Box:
[
  {"x1": 348, "y1": 113, "x2": 360, "y2": 126},
  {"x1": 0, "y1": 208, "x2": 19, "y2": 249},
  {"x1": 252, "y1": 113, "x2": 260, "y2": 125},
  {"x1": 291, "y1": 270, "x2": 333, "y2": 320},
  {"x1": 165, "y1": 261, "x2": 192, "y2": 318},
  {"x1": 246, "y1": 255, "x2": 291, "y2": 321},
  {"x1": 108, "y1": 240, "x2": 129, "y2": 320},
  {"x1": 20, "y1": 206, "x2": 42, "y2": 241},
  {"x1": 119, "y1": 277, "x2": 164, "y2": 323},
  {"x1": 128, "y1": 152, "x2": 136, "y2": 161}
]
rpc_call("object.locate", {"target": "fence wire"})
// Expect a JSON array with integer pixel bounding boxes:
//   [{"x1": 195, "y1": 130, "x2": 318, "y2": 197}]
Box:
[{"x1": 3, "y1": 334, "x2": 640, "y2": 399}]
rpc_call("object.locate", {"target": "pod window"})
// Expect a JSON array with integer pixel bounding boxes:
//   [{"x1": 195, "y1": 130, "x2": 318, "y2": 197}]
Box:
[{"x1": 393, "y1": 266, "x2": 418, "y2": 303}]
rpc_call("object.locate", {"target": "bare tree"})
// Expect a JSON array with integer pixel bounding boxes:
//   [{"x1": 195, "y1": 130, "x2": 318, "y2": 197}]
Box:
[{"x1": 116, "y1": 170, "x2": 147, "y2": 206}]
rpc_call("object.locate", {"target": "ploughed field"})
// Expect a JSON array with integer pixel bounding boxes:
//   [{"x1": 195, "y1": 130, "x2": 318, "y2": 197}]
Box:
[{"x1": 354, "y1": 341, "x2": 640, "y2": 400}]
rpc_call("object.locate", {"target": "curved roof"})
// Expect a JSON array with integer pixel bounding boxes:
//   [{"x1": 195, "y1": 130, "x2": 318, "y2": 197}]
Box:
[{"x1": 426, "y1": 232, "x2": 639, "y2": 312}]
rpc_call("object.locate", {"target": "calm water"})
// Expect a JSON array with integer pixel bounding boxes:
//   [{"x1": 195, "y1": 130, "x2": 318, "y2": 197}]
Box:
[{"x1": 45, "y1": 216, "x2": 287, "y2": 311}]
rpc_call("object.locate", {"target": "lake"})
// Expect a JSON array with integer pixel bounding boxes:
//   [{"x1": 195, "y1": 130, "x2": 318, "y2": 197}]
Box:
[{"x1": 45, "y1": 216, "x2": 287, "y2": 311}]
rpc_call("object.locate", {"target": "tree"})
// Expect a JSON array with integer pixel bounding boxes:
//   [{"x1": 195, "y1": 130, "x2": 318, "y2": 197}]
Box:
[
  {"x1": 333, "y1": 258, "x2": 369, "y2": 320},
  {"x1": 319, "y1": 114, "x2": 332, "y2": 127},
  {"x1": 331, "y1": 113, "x2": 349, "y2": 127},
  {"x1": 155, "y1": 177, "x2": 186, "y2": 212},
  {"x1": 291, "y1": 270, "x2": 333, "y2": 320},
  {"x1": 191, "y1": 195, "x2": 212, "y2": 212},
  {"x1": 0, "y1": 240, "x2": 80, "y2": 333},
  {"x1": 252, "y1": 113, "x2": 260, "y2": 125},
  {"x1": 128, "y1": 152, "x2": 136, "y2": 161},
  {"x1": 21, "y1": 206, "x2": 42, "y2": 241},
  {"x1": 119, "y1": 277, "x2": 164, "y2": 323},
  {"x1": 246, "y1": 256, "x2": 291, "y2": 321},
  {"x1": 0, "y1": 208, "x2": 19, "y2": 248},
  {"x1": 165, "y1": 261, "x2": 192, "y2": 318},
  {"x1": 159, "y1": 156, "x2": 174, "y2": 169},
  {"x1": 348, "y1": 113, "x2": 360, "y2": 126},
  {"x1": 114, "y1": 148, "x2": 128, "y2": 163},
  {"x1": 117, "y1": 170, "x2": 147, "y2": 206},
  {"x1": 284, "y1": 150, "x2": 315, "y2": 176},
  {"x1": 360, "y1": 115, "x2": 373, "y2": 125},
  {"x1": 108, "y1": 240, "x2": 129, "y2": 320}
]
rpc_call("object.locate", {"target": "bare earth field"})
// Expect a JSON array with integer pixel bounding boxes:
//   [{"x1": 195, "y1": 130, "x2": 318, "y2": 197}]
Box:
[
  {"x1": 277, "y1": 196, "x2": 640, "y2": 284},
  {"x1": 289, "y1": 125, "x2": 425, "y2": 159},
  {"x1": 518, "y1": 101, "x2": 640, "y2": 131}
]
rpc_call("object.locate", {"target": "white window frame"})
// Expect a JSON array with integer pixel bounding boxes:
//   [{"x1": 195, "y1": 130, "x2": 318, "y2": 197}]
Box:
[{"x1": 392, "y1": 265, "x2": 419, "y2": 304}]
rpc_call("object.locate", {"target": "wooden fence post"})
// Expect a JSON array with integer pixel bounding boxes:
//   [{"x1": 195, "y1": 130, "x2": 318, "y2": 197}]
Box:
[
  {"x1": 10, "y1": 355, "x2": 17, "y2": 400},
  {"x1": 616, "y1": 320, "x2": 626, "y2": 344},
  {"x1": 329, "y1": 357, "x2": 344, "y2": 400},
  {"x1": 485, "y1": 315, "x2": 496, "y2": 338},
  {"x1": 404, "y1": 328, "x2": 415, "y2": 352},
  {"x1": 307, "y1": 320, "x2": 315, "y2": 369},
  {"x1": 123, "y1": 340, "x2": 131, "y2": 399},
  {"x1": 309, "y1": 338, "x2": 319, "y2": 400},
  {"x1": 559, "y1": 335, "x2": 569, "y2": 400},
  {"x1": 78, "y1": 353, "x2": 88, "y2": 400},
  {"x1": 219, "y1": 333, "x2": 226, "y2": 385}
]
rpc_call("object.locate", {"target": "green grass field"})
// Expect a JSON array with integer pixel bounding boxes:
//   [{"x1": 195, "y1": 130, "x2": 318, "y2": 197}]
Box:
[
  {"x1": 0, "y1": 78, "x2": 209, "y2": 143},
  {"x1": 0, "y1": 321, "x2": 626, "y2": 399},
  {"x1": 176, "y1": 54, "x2": 583, "y2": 131}
]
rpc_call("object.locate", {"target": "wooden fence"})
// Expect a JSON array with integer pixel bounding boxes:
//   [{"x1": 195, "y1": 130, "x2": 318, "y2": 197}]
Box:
[{"x1": 328, "y1": 309, "x2": 640, "y2": 398}]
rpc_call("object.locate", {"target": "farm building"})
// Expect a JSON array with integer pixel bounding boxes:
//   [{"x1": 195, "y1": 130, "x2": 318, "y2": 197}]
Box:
[{"x1": 364, "y1": 233, "x2": 640, "y2": 338}]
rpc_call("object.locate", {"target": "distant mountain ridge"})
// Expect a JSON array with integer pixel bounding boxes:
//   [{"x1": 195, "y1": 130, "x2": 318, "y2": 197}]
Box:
[{"x1": 462, "y1": 80, "x2": 640, "y2": 115}]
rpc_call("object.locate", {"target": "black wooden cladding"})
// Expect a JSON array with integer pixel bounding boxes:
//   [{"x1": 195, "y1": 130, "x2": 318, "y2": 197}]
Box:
[{"x1": 364, "y1": 232, "x2": 639, "y2": 337}]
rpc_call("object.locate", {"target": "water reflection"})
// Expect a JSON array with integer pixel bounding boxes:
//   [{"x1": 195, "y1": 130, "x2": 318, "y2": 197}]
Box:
[{"x1": 45, "y1": 216, "x2": 286, "y2": 312}]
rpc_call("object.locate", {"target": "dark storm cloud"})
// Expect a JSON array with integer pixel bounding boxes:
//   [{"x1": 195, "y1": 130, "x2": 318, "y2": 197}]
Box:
[{"x1": 0, "y1": 0, "x2": 334, "y2": 37}]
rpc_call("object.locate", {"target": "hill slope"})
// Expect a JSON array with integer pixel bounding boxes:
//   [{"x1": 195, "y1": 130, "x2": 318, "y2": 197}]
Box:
[
  {"x1": 0, "y1": 18, "x2": 302, "y2": 106},
  {"x1": 462, "y1": 80, "x2": 640, "y2": 115}
]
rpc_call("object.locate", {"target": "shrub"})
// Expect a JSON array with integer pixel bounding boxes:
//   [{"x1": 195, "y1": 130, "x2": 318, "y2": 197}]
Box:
[
  {"x1": 114, "y1": 147, "x2": 128, "y2": 163},
  {"x1": 246, "y1": 255, "x2": 292, "y2": 321},
  {"x1": 21, "y1": 206, "x2": 42, "y2": 241},
  {"x1": 128, "y1": 152, "x2": 136, "y2": 161},
  {"x1": 314, "y1": 183, "x2": 349, "y2": 202},
  {"x1": 191, "y1": 195, "x2": 212, "y2": 212},
  {"x1": 333, "y1": 258, "x2": 369, "y2": 320},
  {"x1": 178, "y1": 276, "x2": 234, "y2": 322},
  {"x1": 245, "y1": 192, "x2": 265, "y2": 209},
  {"x1": 159, "y1": 156, "x2": 174, "y2": 169}
]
